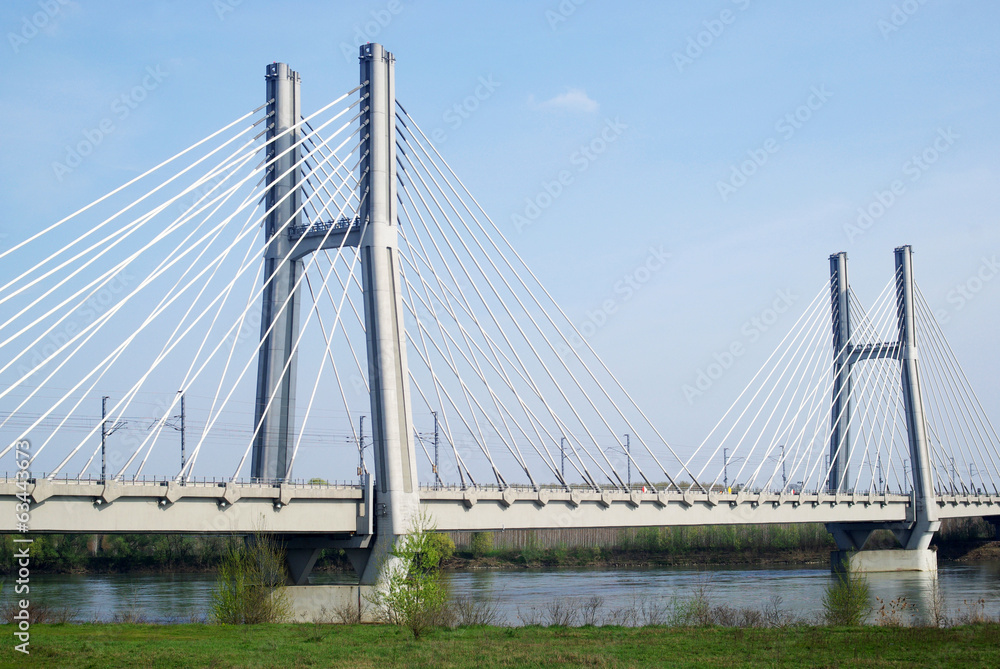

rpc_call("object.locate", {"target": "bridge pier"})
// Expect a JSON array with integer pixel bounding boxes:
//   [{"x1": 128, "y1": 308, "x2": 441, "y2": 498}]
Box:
[
  {"x1": 826, "y1": 521, "x2": 939, "y2": 572},
  {"x1": 823, "y1": 246, "x2": 939, "y2": 572},
  {"x1": 285, "y1": 585, "x2": 379, "y2": 623},
  {"x1": 832, "y1": 548, "x2": 937, "y2": 573}
]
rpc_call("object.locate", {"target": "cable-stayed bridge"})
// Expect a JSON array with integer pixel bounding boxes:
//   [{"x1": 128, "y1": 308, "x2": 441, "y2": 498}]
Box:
[{"x1": 2, "y1": 44, "x2": 999, "y2": 582}]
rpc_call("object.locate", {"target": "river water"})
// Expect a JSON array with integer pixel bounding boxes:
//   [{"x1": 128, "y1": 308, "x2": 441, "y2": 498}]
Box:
[{"x1": 19, "y1": 561, "x2": 1000, "y2": 626}]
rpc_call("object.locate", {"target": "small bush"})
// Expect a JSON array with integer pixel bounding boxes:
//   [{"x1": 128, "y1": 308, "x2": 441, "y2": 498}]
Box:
[
  {"x1": 470, "y1": 532, "x2": 493, "y2": 558},
  {"x1": 874, "y1": 595, "x2": 909, "y2": 627},
  {"x1": 0, "y1": 598, "x2": 76, "y2": 625},
  {"x1": 451, "y1": 594, "x2": 503, "y2": 626},
  {"x1": 822, "y1": 572, "x2": 870, "y2": 626},
  {"x1": 367, "y1": 511, "x2": 449, "y2": 639},
  {"x1": 580, "y1": 596, "x2": 604, "y2": 626},
  {"x1": 427, "y1": 533, "x2": 455, "y2": 564},
  {"x1": 210, "y1": 533, "x2": 290, "y2": 624},
  {"x1": 543, "y1": 599, "x2": 578, "y2": 627}
]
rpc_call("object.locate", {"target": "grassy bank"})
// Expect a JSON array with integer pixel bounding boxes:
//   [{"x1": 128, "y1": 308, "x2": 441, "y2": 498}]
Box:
[{"x1": 2, "y1": 623, "x2": 999, "y2": 668}]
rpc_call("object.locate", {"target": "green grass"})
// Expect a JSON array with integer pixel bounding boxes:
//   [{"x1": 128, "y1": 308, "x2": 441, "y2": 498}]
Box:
[{"x1": 2, "y1": 623, "x2": 1000, "y2": 668}]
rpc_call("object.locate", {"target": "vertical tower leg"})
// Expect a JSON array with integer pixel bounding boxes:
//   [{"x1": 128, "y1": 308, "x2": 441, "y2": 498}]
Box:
[
  {"x1": 356, "y1": 43, "x2": 420, "y2": 584},
  {"x1": 252, "y1": 63, "x2": 303, "y2": 483},
  {"x1": 828, "y1": 251, "x2": 852, "y2": 493},
  {"x1": 894, "y1": 245, "x2": 939, "y2": 550},
  {"x1": 826, "y1": 254, "x2": 874, "y2": 553}
]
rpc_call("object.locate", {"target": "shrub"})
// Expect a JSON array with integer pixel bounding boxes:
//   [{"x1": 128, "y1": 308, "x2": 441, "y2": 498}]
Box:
[
  {"x1": 367, "y1": 511, "x2": 449, "y2": 639},
  {"x1": 210, "y1": 533, "x2": 290, "y2": 624},
  {"x1": 427, "y1": 533, "x2": 455, "y2": 564},
  {"x1": 822, "y1": 572, "x2": 870, "y2": 626},
  {"x1": 470, "y1": 531, "x2": 493, "y2": 558}
]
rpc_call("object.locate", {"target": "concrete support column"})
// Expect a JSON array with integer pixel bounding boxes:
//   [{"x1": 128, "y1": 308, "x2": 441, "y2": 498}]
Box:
[
  {"x1": 827, "y1": 523, "x2": 872, "y2": 552},
  {"x1": 253, "y1": 63, "x2": 303, "y2": 483},
  {"x1": 895, "y1": 245, "x2": 939, "y2": 551},
  {"x1": 356, "y1": 43, "x2": 420, "y2": 584}
]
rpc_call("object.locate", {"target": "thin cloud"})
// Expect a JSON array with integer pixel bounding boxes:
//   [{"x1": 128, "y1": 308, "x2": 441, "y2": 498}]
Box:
[{"x1": 530, "y1": 88, "x2": 599, "y2": 113}]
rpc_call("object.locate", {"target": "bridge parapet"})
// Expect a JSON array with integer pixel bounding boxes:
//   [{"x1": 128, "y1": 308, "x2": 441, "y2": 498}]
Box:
[
  {"x1": 418, "y1": 488, "x2": 924, "y2": 533},
  {"x1": 0, "y1": 480, "x2": 364, "y2": 535}
]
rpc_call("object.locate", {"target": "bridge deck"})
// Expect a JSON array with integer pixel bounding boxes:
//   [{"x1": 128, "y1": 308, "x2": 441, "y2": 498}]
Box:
[{"x1": 1, "y1": 481, "x2": 997, "y2": 535}]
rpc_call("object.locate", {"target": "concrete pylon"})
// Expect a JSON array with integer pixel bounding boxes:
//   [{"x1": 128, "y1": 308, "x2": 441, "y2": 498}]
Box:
[
  {"x1": 828, "y1": 245, "x2": 939, "y2": 571},
  {"x1": 355, "y1": 43, "x2": 420, "y2": 584},
  {"x1": 893, "y1": 245, "x2": 939, "y2": 550},
  {"x1": 828, "y1": 251, "x2": 852, "y2": 493},
  {"x1": 252, "y1": 62, "x2": 303, "y2": 483},
  {"x1": 250, "y1": 48, "x2": 420, "y2": 585}
]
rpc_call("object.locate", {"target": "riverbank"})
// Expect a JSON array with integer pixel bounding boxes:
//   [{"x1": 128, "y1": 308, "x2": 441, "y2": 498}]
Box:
[
  {"x1": 3, "y1": 623, "x2": 999, "y2": 668},
  {"x1": 2, "y1": 518, "x2": 995, "y2": 575},
  {"x1": 436, "y1": 545, "x2": 834, "y2": 571}
]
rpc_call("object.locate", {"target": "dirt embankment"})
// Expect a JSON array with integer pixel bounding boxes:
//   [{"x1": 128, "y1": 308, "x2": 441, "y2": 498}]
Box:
[{"x1": 944, "y1": 541, "x2": 1000, "y2": 562}]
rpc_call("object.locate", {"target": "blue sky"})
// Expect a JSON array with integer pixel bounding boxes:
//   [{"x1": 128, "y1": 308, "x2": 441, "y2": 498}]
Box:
[{"x1": 1, "y1": 0, "x2": 998, "y2": 471}]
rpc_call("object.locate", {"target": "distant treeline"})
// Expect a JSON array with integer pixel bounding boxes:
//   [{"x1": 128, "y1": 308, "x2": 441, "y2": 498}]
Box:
[
  {"x1": 0, "y1": 517, "x2": 993, "y2": 574},
  {"x1": 447, "y1": 523, "x2": 836, "y2": 557}
]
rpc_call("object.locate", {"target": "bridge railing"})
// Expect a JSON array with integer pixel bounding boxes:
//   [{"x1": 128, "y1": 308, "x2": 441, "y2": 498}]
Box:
[{"x1": 0, "y1": 473, "x2": 363, "y2": 489}]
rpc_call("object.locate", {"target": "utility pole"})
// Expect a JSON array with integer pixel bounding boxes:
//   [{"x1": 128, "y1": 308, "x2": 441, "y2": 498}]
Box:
[
  {"x1": 100, "y1": 396, "x2": 126, "y2": 482},
  {"x1": 357, "y1": 415, "x2": 366, "y2": 480},
  {"x1": 560, "y1": 437, "x2": 567, "y2": 485},
  {"x1": 723, "y1": 447, "x2": 729, "y2": 492},
  {"x1": 624, "y1": 433, "x2": 631, "y2": 491},
  {"x1": 432, "y1": 411, "x2": 441, "y2": 489},
  {"x1": 780, "y1": 444, "x2": 786, "y2": 490},
  {"x1": 101, "y1": 396, "x2": 108, "y2": 483},
  {"x1": 178, "y1": 391, "x2": 186, "y2": 472}
]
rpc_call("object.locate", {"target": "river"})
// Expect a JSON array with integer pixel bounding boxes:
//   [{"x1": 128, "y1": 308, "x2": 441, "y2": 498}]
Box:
[{"x1": 20, "y1": 561, "x2": 1000, "y2": 626}]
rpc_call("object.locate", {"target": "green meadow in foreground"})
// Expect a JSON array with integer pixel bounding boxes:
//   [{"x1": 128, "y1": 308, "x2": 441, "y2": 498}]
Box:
[{"x1": 1, "y1": 623, "x2": 999, "y2": 668}]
